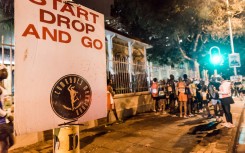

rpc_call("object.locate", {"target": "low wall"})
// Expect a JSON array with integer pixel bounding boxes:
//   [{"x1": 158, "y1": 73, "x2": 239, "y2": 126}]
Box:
[
  {"x1": 10, "y1": 91, "x2": 153, "y2": 150},
  {"x1": 81, "y1": 91, "x2": 153, "y2": 128},
  {"x1": 114, "y1": 91, "x2": 153, "y2": 120}
]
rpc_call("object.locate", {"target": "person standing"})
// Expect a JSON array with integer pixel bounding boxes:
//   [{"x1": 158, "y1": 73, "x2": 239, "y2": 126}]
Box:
[
  {"x1": 208, "y1": 77, "x2": 219, "y2": 119},
  {"x1": 240, "y1": 79, "x2": 245, "y2": 100},
  {"x1": 214, "y1": 77, "x2": 223, "y2": 122},
  {"x1": 219, "y1": 76, "x2": 235, "y2": 128},
  {"x1": 201, "y1": 85, "x2": 211, "y2": 118},
  {"x1": 151, "y1": 78, "x2": 159, "y2": 112},
  {"x1": 167, "y1": 75, "x2": 176, "y2": 114},
  {"x1": 106, "y1": 79, "x2": 121, "y2": 127},
  {"x1": 0, "y1": 65, "x2": 14, "y2": 153},
  {"x1": 177, "y1": 77, "x2": 188, "y2": 118},
  {"x1": 183, "y1": 74, "x2": 193, "y2": 117},
  {"x1": 197, "y1": 80, "x2": 205, "y2": 112},
  {"x1": 158, "y1": 80, "x2": 167, "y2": 114},
  {"x1": 189, "y1": 80, "x2": 198, "y2": 114}
]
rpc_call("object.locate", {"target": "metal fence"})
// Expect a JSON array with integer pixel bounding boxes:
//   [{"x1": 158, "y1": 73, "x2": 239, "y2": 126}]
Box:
[
  {"x1": 0, "y1": 35, "x2": 15, "y2": 109},
  {"x1": 1, "y1": 35, "x2": 14, "y2": 93},
  {"x1": 107, "y1": 58, "x2": 198, "y2": 95},
  {"x1": 107, "y1": 57, "x2": 149, "y2": 94}
]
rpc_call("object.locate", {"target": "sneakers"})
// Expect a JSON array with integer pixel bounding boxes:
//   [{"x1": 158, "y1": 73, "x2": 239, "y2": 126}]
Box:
[
  {"x1": 207, "y1": 114, "x2": 213, "y2": 119},
  {"x1": 226, "y1": 122, "x2": 235, "y2": 128},
  {"x1": 162, "y1": 111, "x2": 168, "y2": 115},
  {"x1": 221, "y1": 122, "x2": 229, "y2": 127},
  {"x1": 184, "y1": 115, "x2": 188, "y2": 118},
  {"x1": 189, "y1": 114, "x2": 194, "y2": 117},
  {"x1": 105, "y1": 124, "x2": 111, "y2": 127},
  {"x1": 221, "y1": 122, "x2": 235, "y2": 128},
  {"x1": 115, "y1": 120, "x2": 123, "y2": 124},
  {"x1": 216, "y1": 117, "x2": 223, "y2": 122}
]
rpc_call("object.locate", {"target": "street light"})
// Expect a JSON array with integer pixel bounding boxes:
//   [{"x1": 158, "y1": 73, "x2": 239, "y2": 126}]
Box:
[
  {"x1": 211, "y1": 55, "x2": 222, "y2": 65},
  {"x1": 209, "y1": 46, "x2": 222, "y2": 76}
]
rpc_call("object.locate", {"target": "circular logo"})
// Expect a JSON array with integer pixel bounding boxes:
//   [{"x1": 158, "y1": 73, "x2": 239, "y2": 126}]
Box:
[{"x1": 50, "y1": 74, "x2": 92, "y2": 120}]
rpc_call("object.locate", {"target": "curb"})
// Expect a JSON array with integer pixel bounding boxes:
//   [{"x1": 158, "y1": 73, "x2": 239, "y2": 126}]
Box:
[{"x1": 233, "y1": 101, "x2": 245, "y2": 152}]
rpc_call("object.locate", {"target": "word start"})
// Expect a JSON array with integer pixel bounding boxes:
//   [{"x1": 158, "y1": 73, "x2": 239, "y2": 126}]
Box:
[{"x1": 22, "y1": 0, "x2": 103, "y2": 50}]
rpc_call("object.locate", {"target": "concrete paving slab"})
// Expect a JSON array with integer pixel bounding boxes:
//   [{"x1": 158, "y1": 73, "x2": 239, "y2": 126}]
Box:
[{"x1": 10, "y1": 100, "x2": 244, "y2": 153}]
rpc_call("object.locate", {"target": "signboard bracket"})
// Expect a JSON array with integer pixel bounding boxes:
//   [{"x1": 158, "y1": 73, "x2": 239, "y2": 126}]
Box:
[{"x1": 58, "y1": 120, "x2": 84, "y2": 127}]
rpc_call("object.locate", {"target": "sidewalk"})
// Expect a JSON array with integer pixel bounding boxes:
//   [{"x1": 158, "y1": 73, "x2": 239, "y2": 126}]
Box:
[{"x1": 10, "y1": 98, "x2": 244, "y2": 153}]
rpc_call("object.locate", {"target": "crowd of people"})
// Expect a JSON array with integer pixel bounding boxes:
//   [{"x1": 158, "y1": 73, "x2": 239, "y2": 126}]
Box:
[
  {"x1": 231, "y1": 77, "x2": 245, "y2": 100},
  {"x1": 0, "y1": 65, "x2": 14, "y2": 153},
  {"x1": 150, "y1": 74, "x2": 237, "y2": 128}
]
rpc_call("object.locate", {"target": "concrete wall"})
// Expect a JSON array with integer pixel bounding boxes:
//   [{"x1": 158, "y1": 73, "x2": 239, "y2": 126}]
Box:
[
  {"x1": 10, "y1": 92, "x2": 153, "y2": 150},
  {"x1": 114, "y1": 91, "x2": 153, "y2": 119},
  {"x1": 81, "y1": 91, "x2": 153, "y2": 128}
]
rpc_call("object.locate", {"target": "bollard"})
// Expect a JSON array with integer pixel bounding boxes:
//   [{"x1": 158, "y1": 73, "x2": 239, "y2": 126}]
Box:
[{"x1": 53, "y1": 125, "x2": 80, "y2": 153}]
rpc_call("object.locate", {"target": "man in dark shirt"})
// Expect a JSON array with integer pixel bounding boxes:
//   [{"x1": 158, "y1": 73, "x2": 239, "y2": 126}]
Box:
[
  {"x1": 183, "y1": 74, "x2": 194, "y2": 116},
  {"x1": 208, "y1": 76, "x2": 223, "y2": 121},
  {"x1": 167, "y1": 74, "x2": 176, "y2": 114}
]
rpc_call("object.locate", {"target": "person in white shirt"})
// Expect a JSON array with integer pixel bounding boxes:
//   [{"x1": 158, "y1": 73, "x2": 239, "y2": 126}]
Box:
[{"x1": 219, "y1": 76, "x2": 235, "y2": 128}]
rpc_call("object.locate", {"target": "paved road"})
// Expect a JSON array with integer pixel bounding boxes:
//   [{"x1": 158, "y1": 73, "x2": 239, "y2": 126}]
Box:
[{"x1": 10, "y1": 98, "x2": 244, "y2": 153}]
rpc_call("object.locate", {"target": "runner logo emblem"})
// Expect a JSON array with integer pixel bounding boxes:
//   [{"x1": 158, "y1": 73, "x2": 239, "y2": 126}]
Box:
[{"x1": 50, "y1": 74, "x2": 92, "y2": 120}]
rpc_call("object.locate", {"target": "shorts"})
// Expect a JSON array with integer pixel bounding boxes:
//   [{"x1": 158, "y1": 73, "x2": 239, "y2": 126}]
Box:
[
  {"x1": 158, "y1": 95, "x2": 166, "y2": 99},
  {"x1": 211, "y1": 99, "x2": 220, "y2": 105},
  {"x1": 178, "y1": 93, "x2": 187, "y2": 102},
  {"x1": 241, "y1": 90, "x2": 245, "y2": 94},
  {"x1": 221, "y1": 97, "x2": 234, "y2": 105},
  {"x1": 152, "y1": 97, "x2": 158, "y2": 101},
  {"x1": 168, "y1": 93, "x2": 174, "y2": 99},
  {"x1": 202, "y1": 100, "x2": 208, "y2": 105}
]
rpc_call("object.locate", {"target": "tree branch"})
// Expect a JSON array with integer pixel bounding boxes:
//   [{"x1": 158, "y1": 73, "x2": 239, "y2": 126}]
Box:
[
  {"x1": 193, "y1": 33, "x2": 200, "y2": 52},
  {"x1": 176, "y1": 35, "x2": 194, "y2": 61},
  {"x1": 0, "y1": 17, "x2": 13, "y2": 23}
]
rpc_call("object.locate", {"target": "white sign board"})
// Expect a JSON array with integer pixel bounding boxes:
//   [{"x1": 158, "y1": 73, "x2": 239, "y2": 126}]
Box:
[
  {"x1": 229, "y1": 53, "x2": 241, "y2": 67},
  {"x1": 15, "y1": 0, "x2": 106, "y2": 135},
  {"x1": 230, "y1": 75, "x2": 243, "y2": 82}
]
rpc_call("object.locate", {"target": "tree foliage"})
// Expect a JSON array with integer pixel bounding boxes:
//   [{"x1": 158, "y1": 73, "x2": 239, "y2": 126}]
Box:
[
  {"x1": 110, "y1": 0, "x2": 245, "y2": 75},
  {"x1": 0, "y1": 0, "x2": 14, "y2": 31}
]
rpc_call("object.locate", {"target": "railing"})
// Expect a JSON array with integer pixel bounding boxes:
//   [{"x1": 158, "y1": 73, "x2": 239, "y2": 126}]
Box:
[
  {"x1": 0, "y1": 35, "x2": 15, "y2": 110},
  {"x1": 107, "y1": 57, "x2": 149, "y2": 94},
  {"x1": 107, "y1": 58, "x2": 198, "y2": 95}
]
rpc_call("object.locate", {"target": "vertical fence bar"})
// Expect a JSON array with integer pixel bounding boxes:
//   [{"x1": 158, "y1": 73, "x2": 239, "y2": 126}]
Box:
[
  {"x1": 119, "y1": 58, "x2": 122, "y2": 94},
  {"x1": 10, "y1": 37, "x2": 13, "y2": 99},
  {"x1": 115, "y1": 59, "x2": 119, "y2": 94},
  {"x1": 126, "y1": 58, "x2": 129, "y2": 93},
  {"x1": 1, "y1": 35, "x2": 4, "y2": 65},
  {"x1": 110, "y1": 57, "x2": 152, "y2": 95},
  {"x1": 118, "y1": 58, "x2": 122, "y2": 94}
]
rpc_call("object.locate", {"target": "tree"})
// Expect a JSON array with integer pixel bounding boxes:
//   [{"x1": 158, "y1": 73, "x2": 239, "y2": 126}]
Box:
[
  {"x1": 110, "y1": 0, "x2": 245, "y2": 76},
  {"x1": 0, "y1": 0, "x2": 14, "y2": 31}
]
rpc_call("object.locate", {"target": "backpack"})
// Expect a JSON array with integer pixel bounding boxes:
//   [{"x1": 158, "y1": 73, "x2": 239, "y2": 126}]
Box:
[
  {"x1": 184, "y1": 79, "x2": 191, "y2": 95},
  {"x1": 151, "y1": 83, "x2": 158, "y2": 97},
  {"x1": 158, "y1": 85, "x2": 166, "y2": 97},
  {"x1": 208, "y1": 84, "x2": 218, "y2": 99}
]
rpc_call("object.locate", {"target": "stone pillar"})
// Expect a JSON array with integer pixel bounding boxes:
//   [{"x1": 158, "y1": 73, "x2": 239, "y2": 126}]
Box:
[
  {"x1": 194, "y1": 60, "x2": 200, "y2": 80},
  {"x1": 146, "y1": 61, "x2": 151, "y2": 90},
  {"x1": 184, "y1": 62, "x2": 189, "y2": 76},
  {"x1": 128, "y1": 41, "x2": 135, "y2": 91},
  {"x1": 106, "y1": 34, "x2": 115, "y2": 75}
]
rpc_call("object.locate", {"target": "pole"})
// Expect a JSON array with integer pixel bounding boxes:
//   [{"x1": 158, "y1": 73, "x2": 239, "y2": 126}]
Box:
[
  {"x1": 53, "y1": 125, "x2": 80, "y2": 153},
  {"x1": 226, "y1": 0, "x2": 237, "y2": 75}
]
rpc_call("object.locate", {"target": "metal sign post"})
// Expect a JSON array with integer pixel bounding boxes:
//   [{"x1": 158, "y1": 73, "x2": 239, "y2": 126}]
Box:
[
  {"x1": 226, "y1": 0, "x2": 237, "y2": 76},
  {"x1": 229, "y1": 53, "x2": 241, "y2": 68}
]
